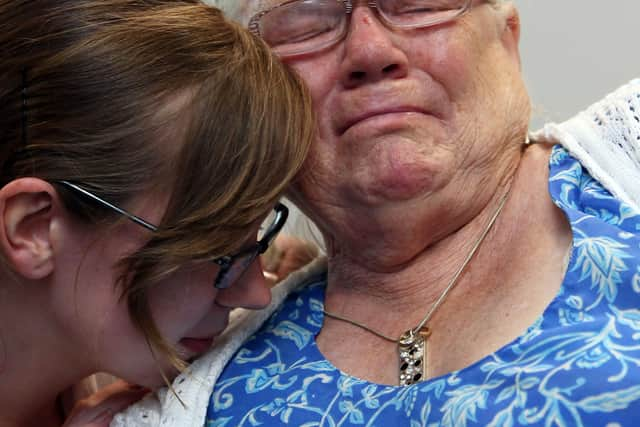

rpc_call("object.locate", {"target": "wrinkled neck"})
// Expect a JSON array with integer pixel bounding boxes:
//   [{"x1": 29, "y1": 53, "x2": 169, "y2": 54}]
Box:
[{"x1": 322, "y1": 143, "x2": 562, "y2": 333}]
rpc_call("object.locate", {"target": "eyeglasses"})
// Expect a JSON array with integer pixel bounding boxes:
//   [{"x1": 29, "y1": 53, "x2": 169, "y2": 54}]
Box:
[
  {"x1": 55, "y1": 180, "x2": 289, "y2": 289},
  {"x1": 249, "y1": 0, "x2": 474, "y2": 57}
]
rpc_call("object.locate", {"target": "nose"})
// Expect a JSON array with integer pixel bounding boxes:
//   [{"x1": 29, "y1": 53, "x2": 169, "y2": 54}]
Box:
[
  {"x1": 215, "y1": 259, "x2": 272, "y2": 310},
  {"x1": 339, "y1": 5, "x2": 409, "y2": 89}
]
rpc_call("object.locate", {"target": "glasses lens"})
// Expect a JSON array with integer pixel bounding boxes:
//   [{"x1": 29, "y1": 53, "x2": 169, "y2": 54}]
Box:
[
  {"x1": 258, "y1": 0, "x2": 346, "y2": 56},
  {"x1": 379, "y1": 0, "x2": 470, "y2": 27},
  {"x1": 214, "y1": 251, "x2": 259, "y2": 289}
]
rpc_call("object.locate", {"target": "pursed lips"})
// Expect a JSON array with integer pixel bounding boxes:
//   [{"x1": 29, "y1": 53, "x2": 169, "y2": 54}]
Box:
[
  {"x1": 180, "y1": 324, "x2": 226, "y2": 354},
  {"x1": 337, "y1": 106, "x2": 430, "y2": 135},
  {"x1": 180, "y1": 308, "x2": 231, "y2": 354}
]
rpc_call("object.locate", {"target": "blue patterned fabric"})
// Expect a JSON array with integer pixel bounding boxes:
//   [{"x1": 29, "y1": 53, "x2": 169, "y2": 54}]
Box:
[{"x1": 207, "y1": 146, "x2": 640, "y2": 426}]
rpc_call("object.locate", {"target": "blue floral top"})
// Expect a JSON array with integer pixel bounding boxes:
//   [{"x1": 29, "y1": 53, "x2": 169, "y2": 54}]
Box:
[{"x1": 207, "y1": 146, "x2": 640, "y2": 427}]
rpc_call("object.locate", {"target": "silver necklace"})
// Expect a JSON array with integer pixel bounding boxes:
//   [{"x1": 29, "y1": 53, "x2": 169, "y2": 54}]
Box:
[{"x1": 323, "y1": 183, "x2": 513, "y2": 386}]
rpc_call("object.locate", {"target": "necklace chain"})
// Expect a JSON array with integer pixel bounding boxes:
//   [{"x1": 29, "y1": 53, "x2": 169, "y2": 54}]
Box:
[
  {"x1": 322, "y1": 182, "x2": 513, "y2": 384},
  {"x1": 322, "y1": 310, "x2": 397, "y2": 342},
  {"x1": 411, "y1": 183, "x2": 512, "y2": 333}
]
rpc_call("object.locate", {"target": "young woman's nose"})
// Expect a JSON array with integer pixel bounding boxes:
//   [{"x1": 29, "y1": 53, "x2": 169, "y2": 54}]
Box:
[{"x1": 214, "y1": 259, "x2": 272, "y2": 310}]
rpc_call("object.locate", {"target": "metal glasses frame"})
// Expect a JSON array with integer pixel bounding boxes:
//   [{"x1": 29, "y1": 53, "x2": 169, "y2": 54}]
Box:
[
  {"x1": 55, "y1": 180, "x2": 288, "y2": 289},
  {"x1": 249, "y1": 0, "x2": 474, "y2": 57}
]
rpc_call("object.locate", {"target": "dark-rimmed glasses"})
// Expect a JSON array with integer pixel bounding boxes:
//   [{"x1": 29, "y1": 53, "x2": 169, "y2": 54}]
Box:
[
  {"x1": 55, "y1": 180, "x2": 289, "y2": 289},
  {"x1": 249, "y1": 0, "x2": 474, "y2": 57}
]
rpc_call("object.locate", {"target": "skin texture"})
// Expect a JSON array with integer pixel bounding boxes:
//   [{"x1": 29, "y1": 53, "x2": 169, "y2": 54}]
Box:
[
  {"x1": 0, "y1": 178, "x2": 272, "y2": 426},
  {"x1": 56, "y1": 232, "x2": 317, "y2": 426},
  {"x1": 62, "y1": 382, "x2": 149, "y2": 427},
  {"x1": 286, "y1": 3, "x2": 529, "y2": 267},
  {"x1": 234, "y1": 1, "x2": 573, "y2": 385},
  {"x1": 2, "y1": 2, "x2": 314, "y2": 424}
]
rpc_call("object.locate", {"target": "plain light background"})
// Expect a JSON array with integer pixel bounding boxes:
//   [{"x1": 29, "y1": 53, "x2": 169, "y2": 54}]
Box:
[{"x1": 518, "y1": 1, "x2": 639, "y2": 128}]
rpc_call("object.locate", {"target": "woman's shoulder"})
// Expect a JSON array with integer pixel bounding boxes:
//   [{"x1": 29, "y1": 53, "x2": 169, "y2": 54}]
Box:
[{"x1": 531, "y1": 78, "x2": 640, "y2": 213}]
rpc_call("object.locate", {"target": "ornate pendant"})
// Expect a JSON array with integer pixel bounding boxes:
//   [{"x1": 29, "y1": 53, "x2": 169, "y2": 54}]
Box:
[{"x1": 398, "y1": 327, "x2": 431, "y2": 386}]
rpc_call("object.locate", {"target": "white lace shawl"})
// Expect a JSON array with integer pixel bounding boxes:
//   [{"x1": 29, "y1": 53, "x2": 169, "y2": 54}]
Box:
[
  {"x1": 531, "y1": 78, "x2": 640, "y2": 212},
  {"x1": 111, "y1": 78, "x2": 640, "y2": 427}
]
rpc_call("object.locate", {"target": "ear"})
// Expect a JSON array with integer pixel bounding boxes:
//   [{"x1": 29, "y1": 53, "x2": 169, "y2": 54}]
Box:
[
  {"x1": 497, "y1": 3, "x2": 522, "y2": 66},
  {"x1": 0, "y1": 178, "x2": 57, "y2": 279}
]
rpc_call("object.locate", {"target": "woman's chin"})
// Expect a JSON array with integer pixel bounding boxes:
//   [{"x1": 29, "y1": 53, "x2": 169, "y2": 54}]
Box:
[{"x1": 359, "y1": 164, "x2": 437, "y2": 203}]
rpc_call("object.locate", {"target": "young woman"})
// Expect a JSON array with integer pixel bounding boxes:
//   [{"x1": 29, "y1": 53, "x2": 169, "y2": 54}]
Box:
[{"x1": 0, "y1": 1, "x2": 313, "y2": 426}]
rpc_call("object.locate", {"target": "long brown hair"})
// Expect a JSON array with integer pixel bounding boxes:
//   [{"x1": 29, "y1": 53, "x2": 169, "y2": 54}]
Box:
[{"x1": 0, "y1": 0, "x2": 313, "y2": 368}]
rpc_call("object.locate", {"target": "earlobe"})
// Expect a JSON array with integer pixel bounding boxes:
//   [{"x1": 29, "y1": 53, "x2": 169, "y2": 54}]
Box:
[
  {"x1": 506, "y1": 7, "x2": 521, "y2": 45},
  {"x1": 498, "y1": 3, "x2": 522, "y2": 66},
  {"x1": 0, "y1": 178, "x2": 57, "y2": 279}
]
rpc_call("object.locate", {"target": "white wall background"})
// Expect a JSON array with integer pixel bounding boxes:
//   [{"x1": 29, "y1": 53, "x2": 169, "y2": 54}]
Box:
[{"x1": 518, "y1": 0, "x2": 640, "y2": 128}]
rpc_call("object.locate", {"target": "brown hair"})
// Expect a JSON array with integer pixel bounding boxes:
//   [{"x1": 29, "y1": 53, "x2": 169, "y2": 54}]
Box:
[{"x1": 0, "y1": 0, "x2": 313, "y2": 368}]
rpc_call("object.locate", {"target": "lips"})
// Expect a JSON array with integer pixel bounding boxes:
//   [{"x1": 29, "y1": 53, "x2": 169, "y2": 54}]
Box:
[
  {"x1": 338, "y1": 106, "x2": 429, "y2": 135},
  {"x1": 179, "y1": 336, "x2": 216, "y2": 355}
]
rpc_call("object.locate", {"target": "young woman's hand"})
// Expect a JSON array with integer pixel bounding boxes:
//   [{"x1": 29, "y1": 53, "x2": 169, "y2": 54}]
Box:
[
  {"x1": 62, "y1": 381, "x2": 149, "y2": 427},
  {"x1": 262, "y1": 234, "x2": 319, "y2": 286}
]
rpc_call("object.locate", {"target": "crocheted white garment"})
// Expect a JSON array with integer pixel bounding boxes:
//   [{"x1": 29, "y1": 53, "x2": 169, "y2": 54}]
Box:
[
  {"x1": 111, "y1": 79, "x2": 640, "y2": 427},
  {"x1": 531, "y1": 78, "x2": 640, "y2": 212}
]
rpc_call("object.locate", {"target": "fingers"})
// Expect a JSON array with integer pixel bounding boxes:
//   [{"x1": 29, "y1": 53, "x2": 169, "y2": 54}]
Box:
[
  {"x1": 263, "y1": 270, "x2": 280, "y2": 286},
  {"x1": 63, "y1": 408, "x2": 114, "y2": 427},
  {"x1": 63, "y1": 382, "x2": 149, "y2": 427},
  {"x1": 273, "y1": 235, "x2": 319, "y2": 279},
  {"x1": 262, "y1": 234, "x2": 319, "y2": 286}
]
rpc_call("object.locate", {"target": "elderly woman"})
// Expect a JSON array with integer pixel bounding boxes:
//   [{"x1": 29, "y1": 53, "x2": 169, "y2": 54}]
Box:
[{"x1": 115, "y1": 0, "x2": 640, "y2": 425}]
